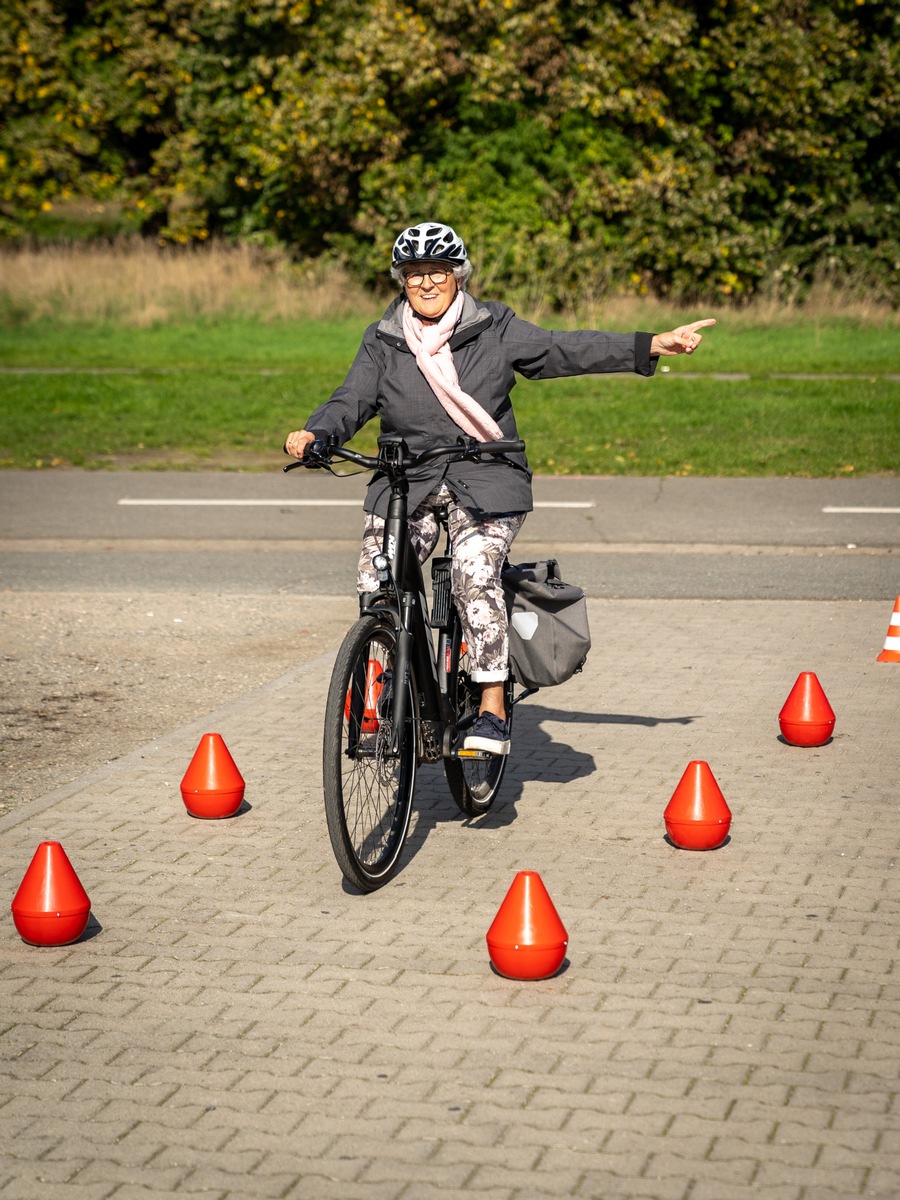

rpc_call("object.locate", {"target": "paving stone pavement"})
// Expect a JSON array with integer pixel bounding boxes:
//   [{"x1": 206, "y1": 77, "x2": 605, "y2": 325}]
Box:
[{"x1": 1, "y1": 598, "x2": 898, "y2": 1200}]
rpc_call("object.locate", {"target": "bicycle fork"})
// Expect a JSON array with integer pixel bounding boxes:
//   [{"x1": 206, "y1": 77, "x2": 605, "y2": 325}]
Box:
[
  {"x1": 387, "y1": 590, "x2": 416, "y2": 757},
  {"x1": 362, "y1": 575, "x2": 447, "y2": 763}
]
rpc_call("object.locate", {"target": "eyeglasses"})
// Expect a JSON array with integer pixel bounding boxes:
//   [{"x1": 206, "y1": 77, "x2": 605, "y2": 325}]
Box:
[{"x1": 403, "y1": 268, "x2": 451, "y2": 287}]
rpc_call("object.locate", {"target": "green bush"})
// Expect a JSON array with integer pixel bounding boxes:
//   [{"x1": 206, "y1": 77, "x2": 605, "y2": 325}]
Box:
[{"x1": 2, "y1": 0, "x2": 897, "y2": 303}]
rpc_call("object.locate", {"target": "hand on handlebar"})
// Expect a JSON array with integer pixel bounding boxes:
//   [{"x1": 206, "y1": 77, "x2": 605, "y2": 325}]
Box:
[
  {"x1": 284, "y1": 430, "x2": 316, "y2": 460},
  {"x1": 284, "y1": 433, "x2": 526, "y2": 475}
]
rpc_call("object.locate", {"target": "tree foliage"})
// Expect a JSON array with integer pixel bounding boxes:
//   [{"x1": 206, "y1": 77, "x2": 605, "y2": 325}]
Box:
[{"x1": 2, "y1": 0, "x2": 897, "y2": 302}]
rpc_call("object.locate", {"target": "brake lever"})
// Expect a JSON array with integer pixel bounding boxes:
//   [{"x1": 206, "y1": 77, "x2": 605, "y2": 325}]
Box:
[{"x1": 282, "y1": 438, "x2": 327, "y2": 472}]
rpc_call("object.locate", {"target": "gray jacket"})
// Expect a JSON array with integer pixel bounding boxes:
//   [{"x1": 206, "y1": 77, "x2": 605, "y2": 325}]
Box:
[{"x1": 304, "y1": 293, "x2": 657, "y2": 518}]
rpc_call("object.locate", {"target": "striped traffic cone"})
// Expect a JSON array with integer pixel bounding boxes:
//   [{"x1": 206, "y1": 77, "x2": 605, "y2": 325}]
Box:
[
  {"x1": 343, "y1": 660, "x2": 385, "y2": 733},
  {"x1": 876, "y1": 597, "x2": 900, "y2": 663}
]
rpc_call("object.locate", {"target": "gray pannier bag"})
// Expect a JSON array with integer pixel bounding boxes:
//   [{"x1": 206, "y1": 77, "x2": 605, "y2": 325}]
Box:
[{"x1": 502, "y1": 559, "x2": 591, "y2": 689}]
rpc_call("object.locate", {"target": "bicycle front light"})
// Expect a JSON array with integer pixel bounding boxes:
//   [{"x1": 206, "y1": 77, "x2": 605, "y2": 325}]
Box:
[{"x1": 373, "y1": 553, "x2": 390, "y2": 582}]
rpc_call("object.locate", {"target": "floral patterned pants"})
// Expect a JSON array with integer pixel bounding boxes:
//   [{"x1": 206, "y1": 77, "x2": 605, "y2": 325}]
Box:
[{"x1": 358, "y1": 484, "x2": 526, "y2": 682}]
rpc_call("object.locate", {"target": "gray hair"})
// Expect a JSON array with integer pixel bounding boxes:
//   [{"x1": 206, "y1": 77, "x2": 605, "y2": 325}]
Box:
[{"x1": 390, "y1": 259, "x2": 472, "y2": 290}]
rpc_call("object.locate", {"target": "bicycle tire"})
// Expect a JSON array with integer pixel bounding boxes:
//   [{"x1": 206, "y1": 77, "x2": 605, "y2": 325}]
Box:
[
  {"x1": 444, "y1": 610, "x2": 513, "y2": 817},
  {"x1": 322, "y1": 616, "x2": 417, "y2": 891}
]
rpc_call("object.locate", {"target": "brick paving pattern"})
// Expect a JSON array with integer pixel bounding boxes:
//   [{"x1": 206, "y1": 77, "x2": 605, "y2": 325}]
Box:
[{"x1": 1, "y1": 598, "x2": 898, "y2": 1199}]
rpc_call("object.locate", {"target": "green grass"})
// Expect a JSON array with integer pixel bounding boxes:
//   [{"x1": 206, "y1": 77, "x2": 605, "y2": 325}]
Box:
[
  {"x1": 0, "y1": 316, "x2": 372, "y2": 371},
  {"x1": 516, "y1": 375, "x2": 898, "y2": 476},
  {"x1": 1, "y1": 316, "x2": 897, "y2": 474},
  {"x1": 0, "y1": 312, "x2": 897, "y2": 374}
]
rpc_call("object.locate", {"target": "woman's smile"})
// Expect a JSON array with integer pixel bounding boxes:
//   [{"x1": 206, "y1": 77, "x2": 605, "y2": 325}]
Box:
[{"x1": 403, "y1": 263, "x2": 458, "y2": 320}]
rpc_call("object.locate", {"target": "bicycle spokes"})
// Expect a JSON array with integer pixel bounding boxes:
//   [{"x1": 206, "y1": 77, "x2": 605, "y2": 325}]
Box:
[
  {"x1": 323, "y1": 619, "x2": 416, "y2": 891},
  {"x1": 344, "y1": 657, "x2": 386, "y2": 736}
]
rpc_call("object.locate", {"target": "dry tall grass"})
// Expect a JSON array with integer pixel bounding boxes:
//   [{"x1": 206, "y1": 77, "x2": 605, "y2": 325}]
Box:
[
  {"x1": 527, "y1": 273, "x2": 899, "y2": 330},
  {"x1": 0, "y1": 239, "x2": 381, "y2": 325},
  {"x1": 0, "y1": 238, "x2": 895, "y2": 328}
]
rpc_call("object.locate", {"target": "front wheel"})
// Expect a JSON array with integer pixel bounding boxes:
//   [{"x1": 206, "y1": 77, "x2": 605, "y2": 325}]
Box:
[
  {"x1": 444, "y1": 611, "x2": 513, "y2": 818},
  {"x1": 322, "y1": 616, "x2": 417, "y2": 891}
]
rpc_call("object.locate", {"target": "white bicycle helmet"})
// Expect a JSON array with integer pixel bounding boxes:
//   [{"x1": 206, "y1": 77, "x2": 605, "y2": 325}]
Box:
[{"x1": 391, "y1": 222, "x2": 467, "y2": 268}]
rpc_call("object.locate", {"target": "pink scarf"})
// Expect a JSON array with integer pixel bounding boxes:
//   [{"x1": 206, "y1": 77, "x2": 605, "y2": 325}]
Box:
[{"x1": 402, "y1": 292, "x2": 504, "y2": 441}]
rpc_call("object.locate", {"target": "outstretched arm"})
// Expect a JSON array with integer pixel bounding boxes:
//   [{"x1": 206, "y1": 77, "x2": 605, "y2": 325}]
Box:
[{"x1": 651, "y1": 319, "x2": 717, "y2": 357}]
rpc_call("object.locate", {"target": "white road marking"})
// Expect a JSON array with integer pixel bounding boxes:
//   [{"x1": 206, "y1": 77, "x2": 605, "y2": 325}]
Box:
[
  {"x1": 119, "y1": 498, "x2": 360, "y2": 507},
  {"x1": 118, "y1": 498, "x2": 595, "y2": 509},
  {"x1": 822, "y1": 507, "x2": 900, "y2": 514}
]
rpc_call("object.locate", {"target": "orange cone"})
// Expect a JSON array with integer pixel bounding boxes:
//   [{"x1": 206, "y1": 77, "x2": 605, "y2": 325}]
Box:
[
  {"x1": 11, "y1": 842, "x2": 91, "y2": 946},
  {"x1": 779, "y1": 672, "x2": 836, "y2": 747},
  {"x1": 344, "y1": 659, "x2": 384, "y2": 733},
  {"x1": 486, "y1": 871, "x2": 568, "y2": 980},
  {"x1": 664, "y1": 760, "x2": 732, "y2": 850},
  {"x1": 876, "y1": 597, "x2": 900, "y2": 663},
  {"x1": 180, "y1": 733, "x2": 245, "y2": 819}
]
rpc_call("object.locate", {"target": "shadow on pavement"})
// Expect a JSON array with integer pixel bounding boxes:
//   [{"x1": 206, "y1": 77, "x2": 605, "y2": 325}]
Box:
[{"x1": 398, "y1": 699, "x2": 702, "y2": 876}]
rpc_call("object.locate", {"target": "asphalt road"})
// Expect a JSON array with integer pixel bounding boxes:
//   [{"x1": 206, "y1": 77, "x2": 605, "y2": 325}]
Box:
[{"x1": 1, "y1": 469, "x2": 898, "y2": 599}]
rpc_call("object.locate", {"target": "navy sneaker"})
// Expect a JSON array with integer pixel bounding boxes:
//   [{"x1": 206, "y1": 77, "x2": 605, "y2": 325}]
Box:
[{"x1": 463, "y1": 712, "x2": 510, "y2": 756}]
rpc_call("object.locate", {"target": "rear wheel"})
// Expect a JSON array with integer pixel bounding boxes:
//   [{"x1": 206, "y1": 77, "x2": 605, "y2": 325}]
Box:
[
  {"x1": 444, "y1": 611, "x2": 513, "y2": 817},
  {"x1": 323, "y1": 617, "x2": 416, "y2": 891}
]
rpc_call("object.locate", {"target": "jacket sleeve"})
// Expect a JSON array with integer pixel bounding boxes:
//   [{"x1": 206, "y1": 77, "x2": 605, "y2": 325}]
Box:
[
  {"x1": 303, "y1": 325, "x2": 382, "y2": 442},
  {"x1": 502, "y1": 315, "x2": 657, "y2": 379}
]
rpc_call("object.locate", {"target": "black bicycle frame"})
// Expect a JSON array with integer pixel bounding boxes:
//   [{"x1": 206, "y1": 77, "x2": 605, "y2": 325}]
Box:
[
  {"x1": 285, "y1": 431, "x2": 527, "y2": 758},
  {"x1": 359, "y1": 456, "x2": 452, "y2": 756}
]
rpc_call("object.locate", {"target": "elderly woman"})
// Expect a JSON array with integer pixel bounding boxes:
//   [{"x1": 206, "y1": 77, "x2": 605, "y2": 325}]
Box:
[{"x1": 286, "y1": 222, "x2": 714, "y2": 754}]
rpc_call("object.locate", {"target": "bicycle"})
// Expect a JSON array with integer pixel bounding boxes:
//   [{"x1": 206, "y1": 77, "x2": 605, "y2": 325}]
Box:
[{"x1": 284, "y1": 433, "x2": 537, "y2": 892}]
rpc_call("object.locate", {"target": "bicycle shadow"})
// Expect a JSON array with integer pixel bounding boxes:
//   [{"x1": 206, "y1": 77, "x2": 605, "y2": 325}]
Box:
[{"x1": 399, "y1": 700, "x2": 701, "y2": 869}]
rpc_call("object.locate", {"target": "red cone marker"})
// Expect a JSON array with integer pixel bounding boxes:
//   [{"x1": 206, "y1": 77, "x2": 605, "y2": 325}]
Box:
[
  {"x1": 486, "y1": 871, "x2": 568, "y2": 980},
  {"x1": 11, "y1": 842, "x2": 91, "y2": 946},
  {"x1": 180, "y1": 733, "x2": 245, "y2": 818},
  {"x1": 779, "y1": 672, "x2": 836, "y2": 747},
  {"x1": 664, "y1": 760, "x2": 732, "y2": 850}
]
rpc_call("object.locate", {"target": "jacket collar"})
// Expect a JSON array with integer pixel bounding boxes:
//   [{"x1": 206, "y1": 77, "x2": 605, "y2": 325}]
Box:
[{"x1": 376, "y1": 292, "x2": 493, "y2": 352}]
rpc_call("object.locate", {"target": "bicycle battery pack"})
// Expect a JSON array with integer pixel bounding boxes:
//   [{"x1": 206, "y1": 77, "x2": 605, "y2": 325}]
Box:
[{"x1": 430, "y1": 557, "x2": 452, "y2": 628}]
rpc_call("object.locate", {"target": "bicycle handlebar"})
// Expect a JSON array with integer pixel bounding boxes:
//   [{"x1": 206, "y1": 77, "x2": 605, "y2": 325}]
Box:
[{"x1": 282, "y1": 436, "x2": 525, "y2": 475}]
